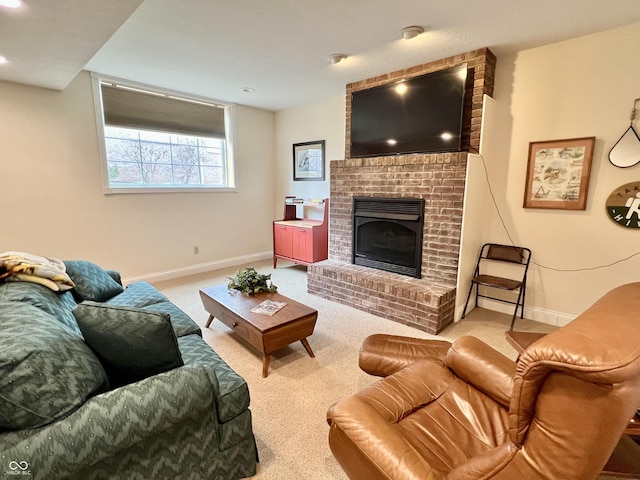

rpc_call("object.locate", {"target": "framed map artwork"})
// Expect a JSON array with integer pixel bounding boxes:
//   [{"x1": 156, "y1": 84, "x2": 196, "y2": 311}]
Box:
[{"x1": 523, "y1": 137, "x2": 595, "y2": 210}]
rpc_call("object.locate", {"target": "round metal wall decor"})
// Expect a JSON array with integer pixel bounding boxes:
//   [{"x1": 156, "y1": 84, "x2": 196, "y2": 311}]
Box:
[{"x1": 605, "y1": 181, "x2": 640, "y2": 228}]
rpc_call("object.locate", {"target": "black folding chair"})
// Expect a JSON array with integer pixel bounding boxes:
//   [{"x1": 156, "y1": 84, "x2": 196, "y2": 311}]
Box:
[{"x1": 462, "y1": 243, "x2": 532, "y2": 330}]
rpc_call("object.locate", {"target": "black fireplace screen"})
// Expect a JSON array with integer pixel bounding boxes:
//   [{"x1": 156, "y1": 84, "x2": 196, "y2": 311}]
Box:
[{"x1": 352, "y1": 197, "x2": 425, "y2": 278}]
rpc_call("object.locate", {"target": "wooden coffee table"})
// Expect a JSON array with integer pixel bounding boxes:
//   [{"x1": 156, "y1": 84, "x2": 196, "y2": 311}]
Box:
[{"x1": 199, "y1": 284, "x2": 317, "y2": 377}]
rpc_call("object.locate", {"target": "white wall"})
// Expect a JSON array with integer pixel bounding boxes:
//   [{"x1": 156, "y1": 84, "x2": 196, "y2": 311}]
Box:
[
  {"x1": 456, "y1": 97, "x2": 497, "y2": 319},
  {"x1": 0, "y1": 71, "x2": 277, "y2": 280},
  {"x1": 274, "y1": 22, "x2": 640, "y2": 324},
  {"x1": 483, "y1": 21, "x2": 640, "y2": 323},
  {"x1": 274, "y1": 95, "x2": 345, "y2": 218},
  {"x1": 4, "y1": 21, "x2": 638, "y2": 316}
]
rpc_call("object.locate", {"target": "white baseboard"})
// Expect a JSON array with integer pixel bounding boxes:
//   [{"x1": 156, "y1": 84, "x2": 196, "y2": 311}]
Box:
[
  {"x1": 456, "y1": 298, "x2": 575, "y2": 327},
  {"x1": 122, "y1": 251, "x2": 273, "y2": 285}
]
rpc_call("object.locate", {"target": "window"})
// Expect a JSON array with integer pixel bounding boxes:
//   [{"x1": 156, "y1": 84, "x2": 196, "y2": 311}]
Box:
[{"x1": 91, "y1": 74, "x2": 236, "y2": 193}]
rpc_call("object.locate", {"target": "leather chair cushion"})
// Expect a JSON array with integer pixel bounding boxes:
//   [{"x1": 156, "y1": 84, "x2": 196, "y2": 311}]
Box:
[{"x1": 329, "y1": 357, "x2": 510, "y2": 478}]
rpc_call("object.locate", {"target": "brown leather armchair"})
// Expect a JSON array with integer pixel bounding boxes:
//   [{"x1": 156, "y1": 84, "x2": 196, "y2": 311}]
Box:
[{"x1": 327, "y1": 283, "x2": 640, "y2": 480}]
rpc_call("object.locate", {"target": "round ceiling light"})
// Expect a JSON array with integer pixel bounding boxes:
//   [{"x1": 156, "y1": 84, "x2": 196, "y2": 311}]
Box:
[
  {"x1": 401, "y1": 26, "x2": 424, "y2": 40},
  {"x1": 328, "y1": 54, "x2": 347, "y2": 65},
  {"x1": 0, "y1": 0, "x2": 23, "y2": 8}
]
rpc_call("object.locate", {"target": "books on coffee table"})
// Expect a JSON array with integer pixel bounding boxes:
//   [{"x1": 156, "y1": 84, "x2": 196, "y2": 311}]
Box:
[{"x1": 250, "y1": 299, "x2": 287, "y2": 316}]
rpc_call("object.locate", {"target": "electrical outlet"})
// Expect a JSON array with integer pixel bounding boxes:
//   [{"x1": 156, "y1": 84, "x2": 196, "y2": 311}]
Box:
[{"x1": 193, "y1": 246, "x2": 199, "y2": 255}]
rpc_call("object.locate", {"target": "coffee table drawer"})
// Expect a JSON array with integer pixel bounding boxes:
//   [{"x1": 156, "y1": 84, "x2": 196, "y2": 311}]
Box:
[{"x1": 215, "y1": 308, "x2": 263, "y2": 351}]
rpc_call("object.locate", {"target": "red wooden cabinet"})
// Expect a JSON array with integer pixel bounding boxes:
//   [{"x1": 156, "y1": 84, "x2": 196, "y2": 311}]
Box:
[
  {"x1": 274, "y1": 223, "x2": 293, "y2": 258},
  {"x1": 273, "y1": 198, "x2": 328, "y2": 268}
]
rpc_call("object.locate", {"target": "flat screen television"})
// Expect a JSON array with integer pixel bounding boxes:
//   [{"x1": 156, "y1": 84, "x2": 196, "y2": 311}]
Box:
[{"x1": 350, "y1": 63, "x2": 468, "y2": 158}]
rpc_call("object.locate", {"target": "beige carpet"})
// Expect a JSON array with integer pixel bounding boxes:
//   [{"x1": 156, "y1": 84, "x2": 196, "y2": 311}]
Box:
[{"x1": 153, "y1": 260, "x2": 619, "y2": 480}]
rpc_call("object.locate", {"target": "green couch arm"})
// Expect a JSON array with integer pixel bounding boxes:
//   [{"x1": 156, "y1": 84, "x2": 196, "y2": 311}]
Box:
[{"x1": 0, "y1": 365, "x2": 220, "y2": 480}]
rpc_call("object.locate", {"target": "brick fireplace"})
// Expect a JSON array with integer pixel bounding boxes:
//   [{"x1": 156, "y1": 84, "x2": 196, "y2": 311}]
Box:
[{"x1": 307, "y1": 48, "x2": 496, "y2": 334}]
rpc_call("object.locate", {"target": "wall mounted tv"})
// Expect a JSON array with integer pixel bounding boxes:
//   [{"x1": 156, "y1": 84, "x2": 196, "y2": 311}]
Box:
[{"x1": 350, "y1": 63, "x2": 468, "y2": 158}]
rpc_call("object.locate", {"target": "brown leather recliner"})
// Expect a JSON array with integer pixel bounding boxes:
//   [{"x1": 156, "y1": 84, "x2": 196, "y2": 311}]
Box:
[{"x1": 327, "y1": 282, "x2": 640, "y2": 480}]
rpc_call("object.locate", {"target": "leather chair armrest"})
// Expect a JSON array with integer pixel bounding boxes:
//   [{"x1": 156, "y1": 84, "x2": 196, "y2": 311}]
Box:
[
  {"x1": 446, "y1": 336, "x2": 516, "y2": 408},
  {"x1": 359, "y1": 334, "x2": 451, "y2": 377},
  {"x1": 353, "y1": 357, "x2": 455, "y2": 421}
]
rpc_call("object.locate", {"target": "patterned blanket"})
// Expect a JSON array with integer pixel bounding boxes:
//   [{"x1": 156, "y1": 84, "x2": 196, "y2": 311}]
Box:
[{"x1": 0, "y1": 251, "x2": 74, "y2": 291}]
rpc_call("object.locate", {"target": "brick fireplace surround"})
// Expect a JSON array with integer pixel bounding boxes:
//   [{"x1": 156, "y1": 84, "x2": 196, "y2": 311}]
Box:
[{"x1": 307, "y1": 48, "x2": 496, "y2": 334}]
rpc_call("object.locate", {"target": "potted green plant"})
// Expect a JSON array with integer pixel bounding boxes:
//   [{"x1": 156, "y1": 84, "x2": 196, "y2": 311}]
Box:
[{"x1": 227, "y1": 267, "x2": 277, "y2": 295}]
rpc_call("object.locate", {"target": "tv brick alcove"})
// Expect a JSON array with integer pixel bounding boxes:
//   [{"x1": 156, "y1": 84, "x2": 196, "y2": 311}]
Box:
[{"x1": 307, "y1": 48, "x2": 496, "y2": 334}]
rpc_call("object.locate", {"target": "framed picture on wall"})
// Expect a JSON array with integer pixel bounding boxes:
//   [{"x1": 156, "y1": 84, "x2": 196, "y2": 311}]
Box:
[
  {"x1": 293, "y1": 140, "x2": 325, "y2": 181},
  {"x1": 523, "y1": 136, "x2": 595, "y2": 210}
]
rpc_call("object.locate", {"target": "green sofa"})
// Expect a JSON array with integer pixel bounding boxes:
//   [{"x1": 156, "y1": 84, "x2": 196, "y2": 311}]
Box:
[{"x1": 0, "y1": 260, "x2": 257, "y2": 480}]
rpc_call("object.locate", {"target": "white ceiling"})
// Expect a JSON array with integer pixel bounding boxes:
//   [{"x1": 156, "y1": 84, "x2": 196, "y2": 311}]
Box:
[
  {"x1": 0, "y1": 0, "x2": 144, "y2": 90},
  {"x1": 2, "y1": 0, "x2": 640, "y2": 111}
]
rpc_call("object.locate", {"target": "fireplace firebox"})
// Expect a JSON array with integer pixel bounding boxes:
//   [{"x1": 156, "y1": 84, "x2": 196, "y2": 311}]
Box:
[{"x1": 352, "y1": 197, "x2": 425, "y2": 278}]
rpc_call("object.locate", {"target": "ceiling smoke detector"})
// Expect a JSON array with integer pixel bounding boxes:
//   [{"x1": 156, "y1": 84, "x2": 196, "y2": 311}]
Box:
[{"x1": 401, "y1": 26, "x2": 424, "y2": 40}]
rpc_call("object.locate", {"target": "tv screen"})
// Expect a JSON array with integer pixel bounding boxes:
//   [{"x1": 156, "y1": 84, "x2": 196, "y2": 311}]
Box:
[{"x1": 350, "y1": 63, "x2": 467, "y2": 158}]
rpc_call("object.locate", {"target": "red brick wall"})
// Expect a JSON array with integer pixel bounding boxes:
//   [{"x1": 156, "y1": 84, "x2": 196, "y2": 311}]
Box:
[
  {"x1": 307, "y1": 48, "x2": 496, "y2": 334},
  {"x1": 307, "y1": 261, "x2": 456, "y2": 333},
  {"x1": 329, "y1": 152, "x2": 467, "y2": 286}
]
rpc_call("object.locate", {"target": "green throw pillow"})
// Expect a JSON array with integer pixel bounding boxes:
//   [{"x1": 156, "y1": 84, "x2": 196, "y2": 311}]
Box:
[
  {"x1": 64, "y1": 260, "x2": 124, "y2": 302},
  {"x1": 72, "y1": 302, "x2": 184, "y2": 387},
  {"x1": 0, "y1": 301, "x2": 109, "y2": 430}
]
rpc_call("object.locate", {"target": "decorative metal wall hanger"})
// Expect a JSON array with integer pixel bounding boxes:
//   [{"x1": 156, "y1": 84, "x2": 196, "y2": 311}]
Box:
[{"x1": 609, "y1": 97, "x2": 640, "y2": 168}]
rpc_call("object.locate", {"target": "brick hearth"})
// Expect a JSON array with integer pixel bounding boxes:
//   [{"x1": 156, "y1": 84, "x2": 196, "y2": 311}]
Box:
[
  {"x1": 308, "y1": 260, "x2": 456, "y2": 333},
  {"x1": 307, "y1": 48, "x2": 495, "y2": 335}
]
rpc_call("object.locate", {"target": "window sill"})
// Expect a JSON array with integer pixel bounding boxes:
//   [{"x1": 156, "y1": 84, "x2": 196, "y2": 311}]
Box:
[{"x1": 103, "y1": 186, "x2": 239, "y2": 195}]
